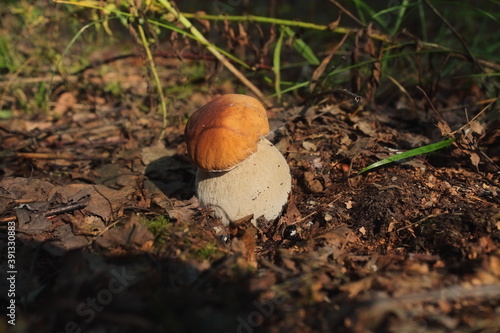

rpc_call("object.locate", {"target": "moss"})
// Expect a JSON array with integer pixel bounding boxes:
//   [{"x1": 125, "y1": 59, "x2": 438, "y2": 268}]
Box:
[
  {"x1": 194, "y1": 242, "x2": 218, "y2": 260},
  {"x1": 143, "y1": 215, "x2": 172, "y2": 245}
]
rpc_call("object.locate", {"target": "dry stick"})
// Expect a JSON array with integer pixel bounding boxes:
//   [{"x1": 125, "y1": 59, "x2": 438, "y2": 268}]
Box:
[
  {"x1": 309, "y1": 32, "x2": 350, "y2": 93},
  {"x1": 451, "y1": 100, "x2": 497, "y2": 136},
  {"x1": 418, "y1": 86, "x2": 497, "y2": 135},
  {"x1": 438, "y1": 97, "x2": 498, "y2": 112},
  {"x1": 419, "y1": 87, "x2": 499, "y2": 171},
  {"x1": 395, "y1": 213, "x2": 463, "y2": 232},
  {"x1": 15, "y1": 152, "x2": 110, "y2": 161},
  {"x1": 350, "y1": 283, "x2": 500, "y2": 330},
  {"x1": 182, "y1": 12, "x2": 392, "y2": 43},
  {"x1": 328, "y1": 0, "x2": 366, "y2": 27},
  {"x1": 0, "y1": 199, "x2": 90, "y2": 223},
  {"x1": 387, "y1": 75, "x2": 417, "y2": 109},
  {"x1": 368, "y1": 283, "x2": 500, "y2": 307},
  {"x1": 454, "y1": 100, "x2": 500, "y2": 171},
  {"x1": 416, "y1": 86, "x2": 448, "y2": 125},
  {"x1": 156, "y1": 0, "x2": 269, "y2": 106},
  {"x1": 182, "y1": 13, "x2": 333, "y2": 31},
  {"x1": 0, "y1": 75, "x2": 79, "y2": 88}
]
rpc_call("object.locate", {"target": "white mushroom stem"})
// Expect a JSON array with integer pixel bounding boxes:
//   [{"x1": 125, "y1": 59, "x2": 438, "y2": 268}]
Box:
[{"x1": 196, "y1": 138, "x2": 291, "y2": 226}]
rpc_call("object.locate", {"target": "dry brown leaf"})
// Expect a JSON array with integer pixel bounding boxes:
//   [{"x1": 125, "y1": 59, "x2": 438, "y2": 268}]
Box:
[
  {"x1": 470, "y1": 152, "x2": 481, "y2": 170},
  {"x1": 353, "y1": 120, "x2": 375, "y2": 136},
  {"x1": 437, "y1": 120, "x2": 452, "y2": 136},
  {"x1": 0, "y1": 177, "x2": 134, "y2": 254},
  {"x1": 95, "y1": 213, "x2": 154, "y2": 249},
  {"x1": 237, "y1": 22, "x2": 248, "y2": 46},
  {"x1": 70, "y1": 213, "x2": 106, "y2": 236},
  {"x1": 167, "y1": 197, "x2": 199, "y2": 222},
  {"x1": 53, "y1": 91, "x2": 77, "y2": 116},
  {"x1": 56, "y1": 184, "x2": 133, "y2": 223},
  {"x1": 193, "y1": 11, "x2": 210, "y2": 31},
  {"x1": 309, "y1": 31, "x2": 349, "y2": 93},
  {"x1": 45, "y1": 223, "x2": 91, "y2": 256},
  {"x1": 0, "y1": 177, "x2": 55, "y2": 204},
  {"x1": 230, "y1": 215, "x2": 258, "y2": 268},
  {"x1": 303, "y1": 171, "x2": 324, "y2": 193},
  {"x1": 313, "y1": 225, "x2": 353, "y2": 260},
  {"x1": 340, "y1": 276, "x2": 374, "y2": 298},
  {"x1": 281, "y1": 196, "x2": 302, "y2": 230}
]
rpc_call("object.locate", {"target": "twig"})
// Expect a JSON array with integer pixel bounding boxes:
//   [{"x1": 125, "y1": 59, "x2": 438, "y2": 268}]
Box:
[
  {"x1": 0, "y1": 75, "x2": 78, "y2": 88},
  {"x1": 0, "y1": 125, "x2": 34, "y2": 137},
  {"x1": 328, "y1": 0, "x2": 366, "y2": 27},
  {"x1": 396, "y1": 213, "x2": 463, "y2": 232},
  {"x1": 14, "y1": 152, "x2": 110, "y2": 161},
  {"x1": 260, "y1": 257, "x2": 290, "y2": 276},
  {"x1": 44, "y1": 197, "x2": 90, "y2": 218},
  {"x1": 416, "y1": 85, "x2": 447, "y2": 124},
  {"x1": 183, "y1": 12, "x2": 334, "y2": 31},
  {"x1": 368, "y1": 283, "x2": 500, "y2": 306},
  {"x1": 451, "y1": 99, "x2": 497, "y2": 136},
  {"x1": 0, "y1": 197, "x2": 90, "y2": 223},
  {"x1": 289, "y1": 211, "x2": 317, "y2": 225},
  {"x1": 182, "y1": 11, "x2": 391, "y2": 43},
  {"x1": 387, "y1": 75, "x2": 417, "y2": 109}
]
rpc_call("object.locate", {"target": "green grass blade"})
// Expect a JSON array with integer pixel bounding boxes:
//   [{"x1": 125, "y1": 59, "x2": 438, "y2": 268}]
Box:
[
  {"x1": 278, "y1": 80, "x2": 310, "y2": 95},
  {"x1": 148, "y1": 19, "x2": 250, "y2": 69},
  {"x1": 56, "y1": 1, "x2": 251, "y2": 70},
  {"x1": 392, "y1": 0, "x2": 409, "y2": 36},
  {"x1": 282, "y1": 27, "x2": 320, "y2": 65},
  {"x1": 354, "y1": 0, "x2": 389, "y2": 30},
  {"x1": 359, "y1": 138, "x2": 457, "y2": 174},
  {"x1": 459, "y1": 72, "x2": 500, "y2": 78},
  {"x1": 352, "y1": 0, "x2": 369, "y2": 24},
  {"x1": 136, "y1": 23, "x2": 168, "y2": 127},
  {"x1": 273, "y1": 27, "x2": 285, "y2": 101},
  {"x1": 46, "y1": 19, "x2": 105, "y2": 112},
  {"x1": 476, "y1": 8, "x2": 499, "y2": 22},
  {"x1": 417, "y1": 1, "x2": 428, "y2": 41}
]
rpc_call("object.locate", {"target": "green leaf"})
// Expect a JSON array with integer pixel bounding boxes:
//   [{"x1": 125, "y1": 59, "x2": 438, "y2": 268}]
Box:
[{"x1": 359, "y1": 138, "x2": 457, "y2": 174}]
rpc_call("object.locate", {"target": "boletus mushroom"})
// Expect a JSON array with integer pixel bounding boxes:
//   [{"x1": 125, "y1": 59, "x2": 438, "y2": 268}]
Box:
[{"x1": 185, "y1": 94, "x2": 291, "y2": 225}]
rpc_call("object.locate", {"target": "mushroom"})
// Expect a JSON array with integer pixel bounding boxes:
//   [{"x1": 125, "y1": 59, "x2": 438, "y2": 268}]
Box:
[{"x1": 185, "y1": 94, "x2": 291, "y2": 225}]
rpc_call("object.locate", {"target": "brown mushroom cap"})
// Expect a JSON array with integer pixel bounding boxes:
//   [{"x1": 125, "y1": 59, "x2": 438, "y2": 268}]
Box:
[{"x1": 185, "y1": 94, "x2": 270, "y2": 171}]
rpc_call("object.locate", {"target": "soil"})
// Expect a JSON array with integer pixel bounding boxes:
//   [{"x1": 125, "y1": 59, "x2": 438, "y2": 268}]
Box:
[{"x1": 1, "y1": 58, "x2": 499, "y2": 333}]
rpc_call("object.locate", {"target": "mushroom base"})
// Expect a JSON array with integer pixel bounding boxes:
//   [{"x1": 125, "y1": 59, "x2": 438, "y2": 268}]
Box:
[{"x1": 196, "y1": 138, "x2": 291, "y2": 225}]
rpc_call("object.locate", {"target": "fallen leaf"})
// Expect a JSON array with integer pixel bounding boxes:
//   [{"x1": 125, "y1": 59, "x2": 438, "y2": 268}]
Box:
[
  {"x1": 53, "y1": 91, "x2": 77, "y2": 116},
  {"x1": 340, "y1": 276, "x2": 374, "y2": 298},
  {"x1": 230, "y1": 215, "x2": 258, "y2": 268}
]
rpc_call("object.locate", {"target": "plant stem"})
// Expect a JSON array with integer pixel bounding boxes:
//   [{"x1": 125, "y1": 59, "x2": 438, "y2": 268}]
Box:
[
  {"x1": 273, "y1": 27, "x2": 285, "y2": 102},
  {"x1": 182, "y1": 12, "x2": 332, "y2": 31},
  {"x1": 137, "y1": 23, "x2": 168, "y2": 128},
  {"x1": 181, "y1": 11, "x2": 392, "y2": 44},
  {"x1": 157, "y1": 0, "x2": 268, "y2": 104}
]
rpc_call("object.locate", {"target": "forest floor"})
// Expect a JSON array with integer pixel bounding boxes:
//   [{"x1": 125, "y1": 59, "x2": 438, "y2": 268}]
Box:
[
  {"x1": 1, "y1": 55, "x2": 499, "y2": 332},
  {"x1": 1, "y1": 3, "x2": 500, "y2": 332}
]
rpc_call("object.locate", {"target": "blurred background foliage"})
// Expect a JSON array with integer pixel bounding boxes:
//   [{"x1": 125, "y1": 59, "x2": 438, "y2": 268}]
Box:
[{"x1": 0, "y1": 0, "x2": 498, "y2": 117}]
